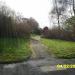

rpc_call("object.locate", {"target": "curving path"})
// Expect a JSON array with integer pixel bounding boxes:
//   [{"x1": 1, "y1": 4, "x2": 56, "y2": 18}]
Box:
[{"x1": 0, "y1": 37, "x2": 75, "y2": 75}]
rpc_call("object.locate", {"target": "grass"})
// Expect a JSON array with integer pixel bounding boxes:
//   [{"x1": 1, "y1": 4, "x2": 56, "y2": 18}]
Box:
[
  {"x1": 0, "y1": 37, "x2": 31, "y2": 62},
  {"x1": 41, "y1": 38, "x2": 75, "y2": 58}
]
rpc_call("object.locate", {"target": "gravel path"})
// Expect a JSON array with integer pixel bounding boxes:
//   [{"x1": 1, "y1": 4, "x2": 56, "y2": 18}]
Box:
[{"x1": 0, "y1": 38, "x2": 75, "y2": 75}]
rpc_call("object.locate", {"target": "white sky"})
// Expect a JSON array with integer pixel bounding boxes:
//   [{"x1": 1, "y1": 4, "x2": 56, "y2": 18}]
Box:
[{"x1": 2, "y1": 0, "x2": 53, "y2": 28}]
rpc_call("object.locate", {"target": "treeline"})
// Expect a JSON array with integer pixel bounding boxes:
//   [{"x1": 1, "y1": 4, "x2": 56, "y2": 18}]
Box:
[
  {"x1": 42, "y1": 16, "x2": 75, "y2": 41},
  {"x1": 0, "y1": 2, "x2": 40, "y2": 38},
  {"x1": 42, "y1": 0, "x2": 75, "y2": 41}
]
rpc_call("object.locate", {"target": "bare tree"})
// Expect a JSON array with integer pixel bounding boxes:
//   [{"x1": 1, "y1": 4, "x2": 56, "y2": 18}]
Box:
[{"x1": 50, "y1": 0, "x2": 68, "y2": 29}]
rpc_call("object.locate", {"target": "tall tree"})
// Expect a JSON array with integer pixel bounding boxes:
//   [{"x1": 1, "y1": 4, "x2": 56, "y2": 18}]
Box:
[{"x1": 50, "y1": 0, "x2": 68, "y2": 29}]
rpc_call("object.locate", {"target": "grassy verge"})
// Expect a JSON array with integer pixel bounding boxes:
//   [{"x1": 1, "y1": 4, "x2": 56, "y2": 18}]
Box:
[
  {"x1": 41, "y1": 38, "x2": 75, "y2": 58},
  {"x1": 0, "y1": 37, "x2": 31, "y2": 62}
]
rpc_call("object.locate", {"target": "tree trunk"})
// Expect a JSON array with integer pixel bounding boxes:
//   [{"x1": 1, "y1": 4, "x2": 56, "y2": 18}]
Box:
[
  {"x1": 73, "y1": 0, "x2": 75, "y2": 16},
  {"x1": 55, "y1": 0, "x2": 60, "y2": 29}
]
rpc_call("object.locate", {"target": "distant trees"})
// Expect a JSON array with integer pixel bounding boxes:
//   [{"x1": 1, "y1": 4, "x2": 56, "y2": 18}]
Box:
[
  {"x1": 0, "y1": 2, "x2": 40, "y2": 38},
  {"x1": 15, "y1": 17, "x2": 31, "y2": 38},
  {"x1": 42, "y1": 17, "x2": 75, "y2": 41},
  {"x1": 29, "y1": 17, "x2": 41, "y2": 35},
  {"x1": 46, "y1": 0, "x2": 75, "y2": 41}
]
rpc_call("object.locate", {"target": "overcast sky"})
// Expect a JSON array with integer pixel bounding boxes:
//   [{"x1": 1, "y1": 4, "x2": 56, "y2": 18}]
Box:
[{"x1": 2, "y1": 0, "x2": 53, "y2": 28}]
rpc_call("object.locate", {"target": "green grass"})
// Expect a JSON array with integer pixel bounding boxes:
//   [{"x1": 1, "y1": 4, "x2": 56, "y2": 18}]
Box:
[
  {"x1": 0, "y1": 37, "x2": 31, "y2": 62},
  {"x1": 41, "y1": 38, "x2": 75, "y2": 58}
]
